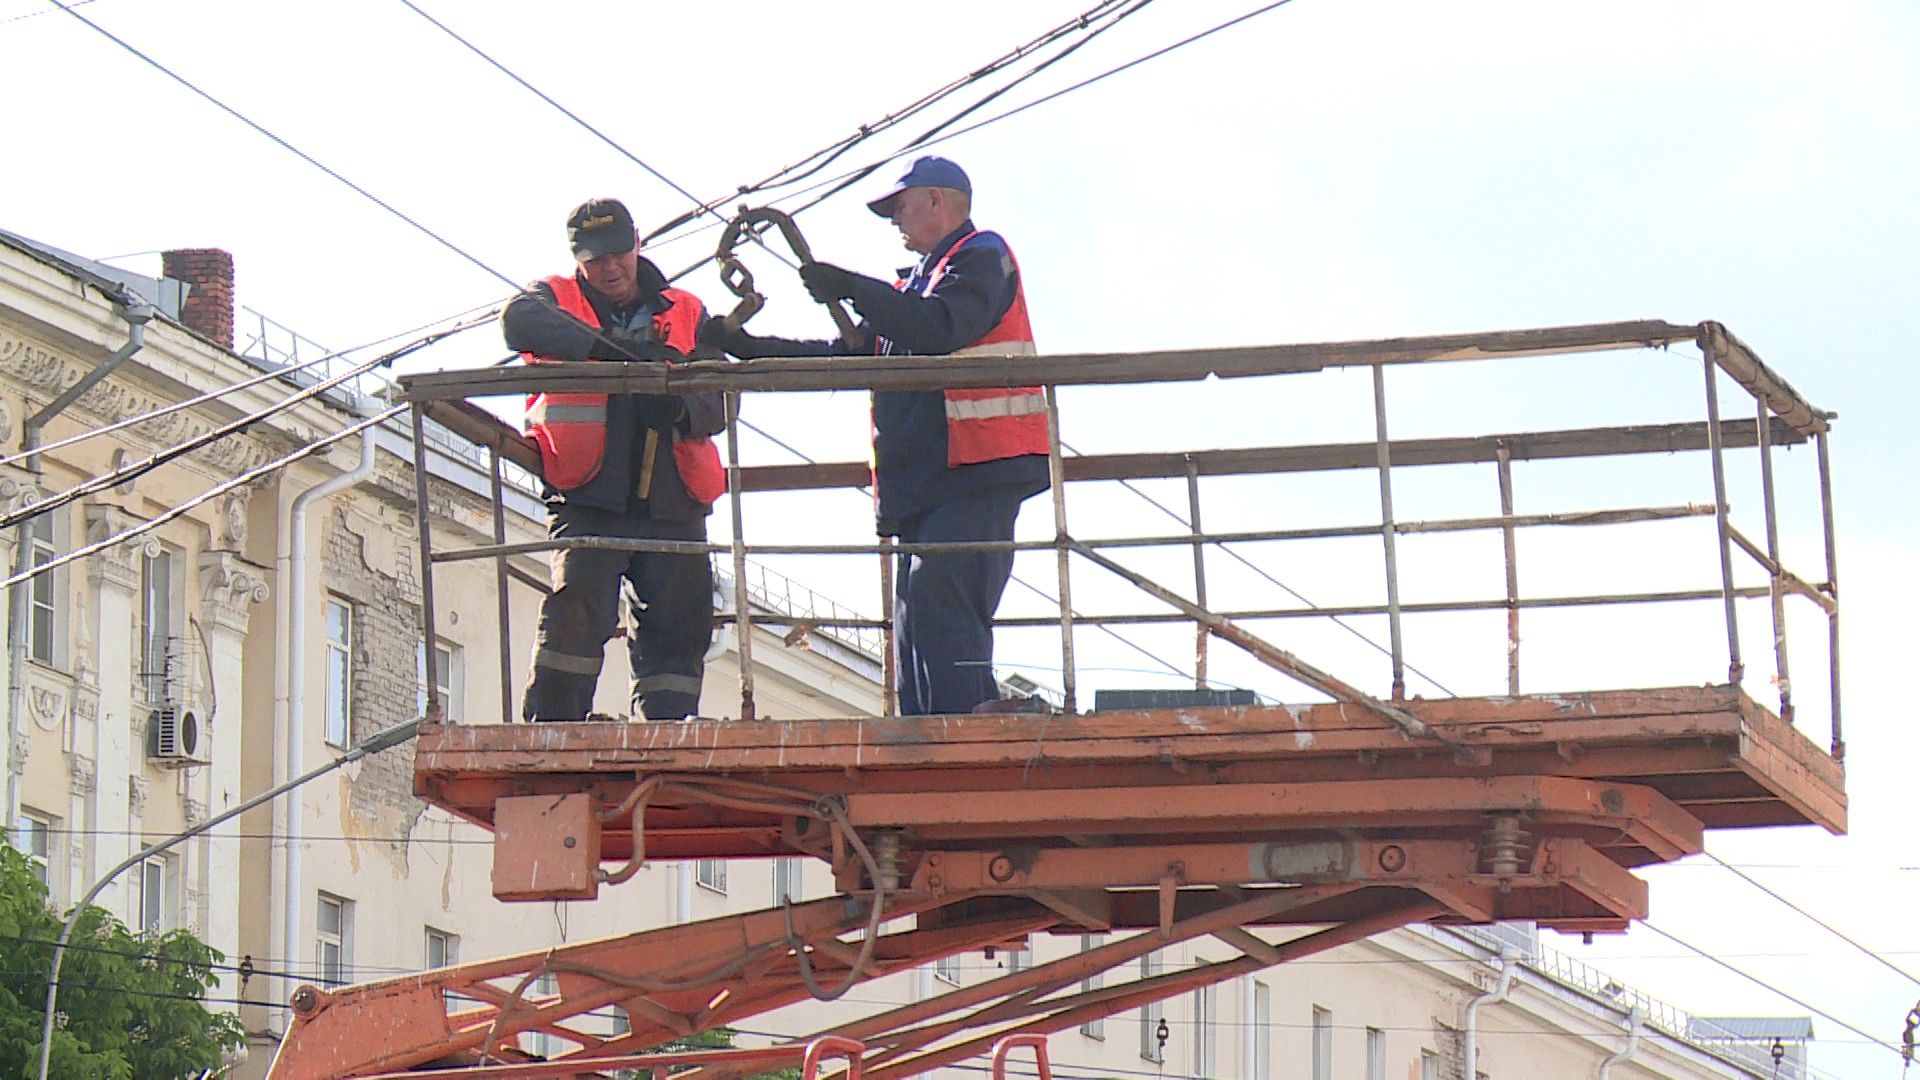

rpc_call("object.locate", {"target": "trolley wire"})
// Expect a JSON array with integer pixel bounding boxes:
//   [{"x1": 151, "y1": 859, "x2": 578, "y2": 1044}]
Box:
[{"x1": 1703, "y1": 850, "x2": 1920, "y2": 988}]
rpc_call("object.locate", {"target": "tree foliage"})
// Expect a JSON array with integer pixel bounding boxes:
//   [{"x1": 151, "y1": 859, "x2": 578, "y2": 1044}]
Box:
[{"x1": 0, "y1": 844, "x2": 245, "y2": 1079}]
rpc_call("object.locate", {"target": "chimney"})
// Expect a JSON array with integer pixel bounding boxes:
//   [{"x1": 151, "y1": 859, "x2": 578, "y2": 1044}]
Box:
[{"x1": 161, "y1": 248, "x2": 235, "y2": 350}]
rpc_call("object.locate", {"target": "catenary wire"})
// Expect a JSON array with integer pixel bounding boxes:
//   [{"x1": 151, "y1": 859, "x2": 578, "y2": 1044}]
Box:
[
  {"x1": 0, "y1": 297, "x2": 503, "y2": 472},
  {"x1": 1703, "y1": 850, "x2": 1920, "y2": 988},
  {"x1": 1642, "y1": 921, "x2": 1905, "y2": 1057},
  {"x1": 0, "y1": 314, "x2": 489, "y2": 534}
]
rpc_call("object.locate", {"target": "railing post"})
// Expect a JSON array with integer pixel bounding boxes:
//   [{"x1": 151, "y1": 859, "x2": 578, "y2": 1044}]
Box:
[
  {"x1": 1045, "y1": 386, "x2": 1076, "y2": 713},
  {"x1": 879, "y1": 537, "x2": 897, "y2": 718},
  {"x1": 1816, "y1": 428, "x2": 1842, "y2": 760},
  {"x1": 725, "y1": 391, "x2": 755, "y2": 721},
  {"x1": 489, "y1": 446, "x2": 514, "y2": 722},
  {"x1": 1702, "y1": 354, "x2": 1745, "y2": 687},
  {"x1": 410, "y1": 404, "x2": 441, "y2": 718},
  {"x1": 1371, "y1": 363, "x2": 1406, "y2": 700},
  {"x1": 1186, "y1": 457, "x2": 1208, "y2": 691},
  {"x1": 1496, "y1": 441, "x2": 1520, "y2": 696},
  {"x1": 1755, "y1": 397, "x2": 1792, "y2": 721}
]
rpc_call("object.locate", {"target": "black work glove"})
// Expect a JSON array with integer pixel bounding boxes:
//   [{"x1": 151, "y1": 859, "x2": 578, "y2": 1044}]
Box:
[
  {"x1": 799, "y1": 262, "x2": 867, "y2": 304},
  {"x1": 696, "y1": 316, "x2": 746, "y2": 358},
  {"x1": 631, "y1": 394, "x2": 685, "y2": 431}
]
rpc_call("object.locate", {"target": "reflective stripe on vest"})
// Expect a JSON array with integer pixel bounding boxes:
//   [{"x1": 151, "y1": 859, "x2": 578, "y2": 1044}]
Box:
[
  {"x1": 521, "y1": 275, "x2": 727, "y2": 503},
  {"x1": 907, "y1": 231, "x2": 1046, "y2": 468}
]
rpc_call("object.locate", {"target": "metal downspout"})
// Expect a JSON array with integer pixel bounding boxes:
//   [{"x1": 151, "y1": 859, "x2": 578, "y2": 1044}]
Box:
[
  {"x1": 1464, "y1": 947, "x2": 1518, "y2": 1079},
  {"x1": 278, "y1": 400, "x2": 378, "y2": 1025},
  {"x1": 7, "y1": 299, "x2": 150, "y2": 837},
  {"x1": 1597, "y1": 1006, "x2": 1645, "y2": 1079}
]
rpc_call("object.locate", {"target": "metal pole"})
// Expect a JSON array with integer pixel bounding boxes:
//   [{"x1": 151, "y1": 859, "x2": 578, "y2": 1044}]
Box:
[
  {"x1": 1755, "y1": 397, "x2": 1792, "y2": 722},
  {"x1": 35, "y1": 718, "x2": 422, "y2": 1080},
  {"x1": 1186, "y1": 458, "x2": 1208, "y2": 691},
  {"x1": 489, "y1": 446, "x2": 514, "y2": 723},
  {"x1": 1702, "y1": 355, "x2": 1745, "y2": 686},
  {"x1": 410, "y1": 405, "x2": 441, "y2": 719},
  {"x1": 1371, "y1": 364, "x2": 1406, "y2": 700},
  {"x1": 725, "y1": 391, "x2": 755, "y2": 721},
  {"x1": 1816, "y1": 429, "x2": 1842, "y2": 761},
  {"x1": 879, "y1": 537, "x2": 897, "y2": 718},
  {"x1": 1496, "y1": 442, "x2": 1520, "y2": 696},
  {"x1": 1045, "y1": 387, "x2": 1075, "y2": 713}
]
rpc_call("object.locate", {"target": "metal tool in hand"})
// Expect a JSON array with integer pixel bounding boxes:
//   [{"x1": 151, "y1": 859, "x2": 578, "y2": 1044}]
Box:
[{"x1": 715, "y1": 206, "x2": 862, "y2": 348}]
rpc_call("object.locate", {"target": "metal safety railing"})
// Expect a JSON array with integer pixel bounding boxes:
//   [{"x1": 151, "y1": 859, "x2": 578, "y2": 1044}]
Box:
[{"x1": 397, "y1": 318, "x2": 1839, "y2": 756}]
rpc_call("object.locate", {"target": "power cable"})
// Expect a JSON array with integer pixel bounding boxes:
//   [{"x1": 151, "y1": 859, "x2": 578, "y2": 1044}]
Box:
[
  {"x1": 0, "y1": 0, "x2": 94, "y2": 24},
  {"x1": 0, "y1": 298, "x2": 502, "y2": 472},
  {"x1": 1703, "y1": 850, "x2": 1920, "y2": 988},
  {"x1": 1641, "y1": 921, "x2": 1906, "y2": 1057},
  {"x1": 0, "y1": 313, "x2": 488, "y2": 534}
]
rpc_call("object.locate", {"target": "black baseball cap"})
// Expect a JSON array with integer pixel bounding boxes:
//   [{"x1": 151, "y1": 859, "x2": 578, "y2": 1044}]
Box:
[{"x1": 566, "y1": 198, "x2": 636, "y2": 260}]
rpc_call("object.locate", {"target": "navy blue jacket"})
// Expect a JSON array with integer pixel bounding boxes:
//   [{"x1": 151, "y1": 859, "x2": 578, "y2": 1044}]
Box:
[{"x1": 735, "y1": 222, "x2": 1048, "y2": 532}]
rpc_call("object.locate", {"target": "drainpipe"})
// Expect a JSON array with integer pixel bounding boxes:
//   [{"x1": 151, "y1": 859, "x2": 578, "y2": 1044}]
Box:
[
  {"x1": 1464, "y1": 947, "x2": 1519, "y2": 1079},
  {"x1": 276, "y1": 396, "x2": 378, "y2": 1025},
  {"x1": 7, "y1": 297, "x2": 151, "y2": 838},
  {"x1": 1597, "y1": 1006, "x2": 1645, "y2": 1079}
]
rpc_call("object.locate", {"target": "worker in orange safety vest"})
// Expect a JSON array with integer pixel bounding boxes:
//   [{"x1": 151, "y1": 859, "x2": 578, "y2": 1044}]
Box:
[
  {"x1": 704, "y1": 157, "x2": 1048, "y2": 715},
  {"x1": 505, "y1": 197, "x2": 727, "y2": 721}
]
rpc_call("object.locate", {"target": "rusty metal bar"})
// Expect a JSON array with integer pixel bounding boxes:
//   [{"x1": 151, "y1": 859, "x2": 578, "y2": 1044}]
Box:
[
  {"x1": 1817, "y1": 429, "x2": 1842, "y2": 761},
  {"x1": 1496, "y1": 441, "x2": 1520, "y2": 696},
  {"x1": 1755, "y1": 396, "x2": 1792, "y2": 722},
  {"x1": 725, "y1": 392, "x2": 755, "y2": 721},
  {"x1": 1725, "y1": 526, "x2": 1836, "y2": 615},
  {"x1": 1046, "y1": 387, "x2": 1076, "y2": 713},
  {"x1": 411, "y1": 404, "x2": 441, "y2": 720},
  {"x1": 489, "y1": 446, "x2": 514, "y2": 723},
  {"x1": 1702, "y1": 354, "x2": 1744, "y2": 687},
  {"x1": 1066, "y1": 539, "x2": 1434, "y2": 740},
  {"x1": 432, "y1": 505, "x2": 1718, "y2": 565},
  {"x1": 1371, "y1": 363, "x2": 1406, "y2": 698},
  {"x1": 1186, "y1": 458, "x2": 1208, "y2": 690},
  {"x1": 879, "y1": 538, "x2": 896, "y2": 718}
]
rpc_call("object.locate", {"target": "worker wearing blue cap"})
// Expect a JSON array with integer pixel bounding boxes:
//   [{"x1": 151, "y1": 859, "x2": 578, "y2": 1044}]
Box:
[{"x1": 706, "y1": 156, "x2": 1047, "y2": 716}]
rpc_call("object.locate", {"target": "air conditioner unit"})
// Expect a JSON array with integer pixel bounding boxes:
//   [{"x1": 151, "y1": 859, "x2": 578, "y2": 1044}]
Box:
[{"x1": 148, "y1": 704, "x2": 208, "y2": 766}]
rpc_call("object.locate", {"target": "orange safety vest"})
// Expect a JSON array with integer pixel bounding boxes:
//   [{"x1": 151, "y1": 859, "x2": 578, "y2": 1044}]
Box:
[
  {"x1": 521, "y1": 275, "x2": 727, "y2": 504},
  {"x1": 884, "y1": 231, "x2": 1046, "y2": 468}
]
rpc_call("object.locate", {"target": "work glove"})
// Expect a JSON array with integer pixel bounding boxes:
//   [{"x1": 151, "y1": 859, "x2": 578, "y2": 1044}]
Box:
[
  {"x1": 696, "y1": 316, "x2": 747, "y2": 357},
  {"x1": 800, "y1": 262, "x2": 866, "y2": 304},
  {"x1": 631, "y1": 394, "x2": 685, "y2": 431}
]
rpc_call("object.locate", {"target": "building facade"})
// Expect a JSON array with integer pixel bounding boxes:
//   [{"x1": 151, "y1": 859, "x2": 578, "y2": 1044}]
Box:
[{"x1": 0, "y1": 230, "x2": 1805, "y2": 1080}]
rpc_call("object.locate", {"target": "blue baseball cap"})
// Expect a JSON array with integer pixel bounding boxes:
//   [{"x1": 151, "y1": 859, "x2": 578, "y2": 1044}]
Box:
[{"x1": 867, "y1": 156, "x2": 971, "y2": 217}]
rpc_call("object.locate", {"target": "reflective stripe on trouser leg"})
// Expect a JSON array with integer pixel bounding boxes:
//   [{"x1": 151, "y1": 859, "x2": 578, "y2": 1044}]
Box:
[
  {"x1": 894, "y1": 487, "x2": 1023, "y2": 716},
  {"x1": 521, "y1": 541, "x2": 626, "y2": 721},
  {"x1": 626, "y1": 550, "x2": 714, "y2": 720}
]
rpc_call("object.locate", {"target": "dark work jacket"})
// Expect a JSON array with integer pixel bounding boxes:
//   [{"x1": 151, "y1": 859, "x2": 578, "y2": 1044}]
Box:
[
  {"x1": 736, "y1": 222, "x2": 1048, "y2": 532},
  {"x1": 501, "y1": 258, "x2": 726, "y2": 521}
]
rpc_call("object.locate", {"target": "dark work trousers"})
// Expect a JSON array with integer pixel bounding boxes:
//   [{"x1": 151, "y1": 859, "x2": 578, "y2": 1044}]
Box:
[
  {"x1": 893, "y1": 484, "x2": 1028, "y2": 715},
  {"x1": 522, "y1": 503, "x2": 713, "y2": 721}
]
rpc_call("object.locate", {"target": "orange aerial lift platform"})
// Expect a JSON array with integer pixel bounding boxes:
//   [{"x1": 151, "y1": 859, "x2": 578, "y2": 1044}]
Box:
[{"x1": 267, "y1": 317, "x2": 1844, "y2": 1079}]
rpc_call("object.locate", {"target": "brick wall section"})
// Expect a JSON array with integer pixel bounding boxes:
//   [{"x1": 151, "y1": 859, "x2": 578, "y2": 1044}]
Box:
[
  {"x1": 322, "y1": 507, "x2": 425, "y2": 870},
  {"x1": 160, "y1": 248, "x2": 235, "y2": 350}
]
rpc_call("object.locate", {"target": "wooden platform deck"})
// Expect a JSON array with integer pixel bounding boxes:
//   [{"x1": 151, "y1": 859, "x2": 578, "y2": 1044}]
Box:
[{"x1": 412, "y1": 685, "x2": 1844, "y2": 935}]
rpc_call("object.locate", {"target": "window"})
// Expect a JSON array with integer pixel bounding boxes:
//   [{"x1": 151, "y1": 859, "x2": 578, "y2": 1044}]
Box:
[
  {"x1": 27, "y1": 510, "x2": 60, "y2": 665},
  {"x1": 1003, "y1": 946, "x2": 1028, "y2": 975},
  {"x1": 1366, "y1": 1027, "x2": 1386, "y2": 1080},
  {"x1": 525, "y1": 973, "x2": 560, "y2": 1057},
  {"x1": 694, "y1": 858, "x2": 727, "y2": 894},
  {"x1": 417, "y1": 638, "x2": 463, "y2": 722},
  {"x1": 1251, "y1": 981, "x2": 1271, "y2": 1080},
  {"x1": 1311, "y1": 1006, "x2": 1333, "y2": 1080},
  {"x1": 1191, "y1": 981, "x2": 1216, "y2": 1079},
  {"x1": 1138, "y1": 952, "x2": 1164, "y2": 1062},
  {"x1": 1420, "y1": 1049, "x2": 1438, "y2": 1080},
  {"x1": 933, "y1": 954, "x2": 962, "y2": 985},
  {"x1": 15, "y1": 811, "x2": 53, "y2": 887},
  {"x1": 772, "y1": 857, "x2": 803, "y2": 904},
  {"x1": 140, "y1": 853, "x2": 176, "y2": 932},
  {"x1": 1079, "y1": 934, "x2": 1106, "y2": 1039},
  {"x1": 425, "y1": 926, "x2": 459, "y2": 969},
  {"x1": 324, "y1": 599, "x2": 352, "y2": 748},
  {"x1": 139, "y1": 547, "x2": 176, "y2": 703},
  {"x1": 317, "y1": 893, "x2": 354, "y2": 986}
]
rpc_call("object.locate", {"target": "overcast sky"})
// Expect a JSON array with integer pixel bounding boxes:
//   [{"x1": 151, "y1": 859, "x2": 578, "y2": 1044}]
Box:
[{"x1": 5, "y1": 0, "x2": 1918, "y2": 1074}]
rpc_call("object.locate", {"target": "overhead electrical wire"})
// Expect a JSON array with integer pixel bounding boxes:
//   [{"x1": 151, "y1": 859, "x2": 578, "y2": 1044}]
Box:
[{"x1": 1702, "y1": 850, "x2": 1920, "y2": 988}]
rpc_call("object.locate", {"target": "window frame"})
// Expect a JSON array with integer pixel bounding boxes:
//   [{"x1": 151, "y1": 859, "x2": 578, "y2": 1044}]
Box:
[
  {"x1": 1312, "y1": 1005, "x2": 1334, "y2": 1080},
  {"x1": 25, "y1": 507, "x2": 65, "y2": 668},
  {"x1": 139, "y1": 545, "x2": 181, "y2": 704},
  {"x1": 933, "y1": 953, "x2": 962, "y2": 986},
  {"x1": 1191, "y1": 979, "x2": 1216, "y2": 1079},
  {"x1": 16, "y1": 810, "x2": 54, "y2": 889},
  {"x1": 1366, "y1": 1026, "x2": 1386, "y2": 1080},
  {"x1": 323, "y1": 598, "x2": 353, "y2": 748},
  {"x1": 694, "y1": 858, "x2": 727, "y2": 894},
  {"x1": 1138, "y1": 952, "x2": 1164, "y2": 1062},
  {"x1": 771, "y1": 856, "x2": 803, "y2": 905},
  {"x1": 317, "y1": 892, "x2": 354, "y2": 986},
  {"x1": 1251, "y1": 980, "x2": 1272, "y2": 1080},
  {"x1": 417, "y1": 638, "x2": 463, "y2": 723},
  {"x1": 1078, "y1": 934, "x2": 1106, "y2": 1040},
  {"x1": 139, "y1": 852, "x2": 177, "y2": 933}
]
